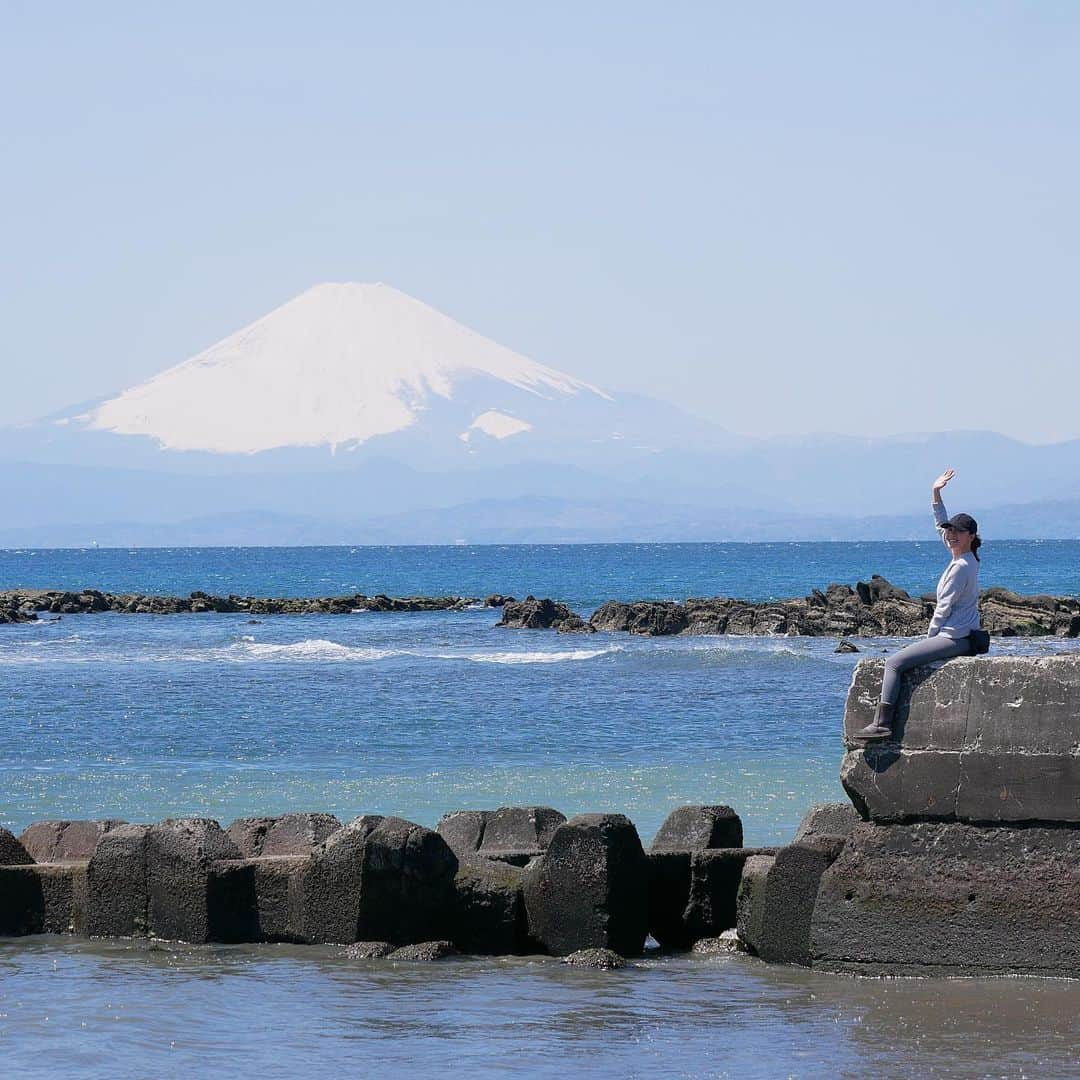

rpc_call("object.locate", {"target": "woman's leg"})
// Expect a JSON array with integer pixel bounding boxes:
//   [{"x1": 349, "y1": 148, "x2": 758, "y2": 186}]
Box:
[
  {"x1": 855, "y1": 634, "x2": 969, "y2": 740},
  {"x1": 880, "y1": 635, "x2": 969, "y2": 705}
]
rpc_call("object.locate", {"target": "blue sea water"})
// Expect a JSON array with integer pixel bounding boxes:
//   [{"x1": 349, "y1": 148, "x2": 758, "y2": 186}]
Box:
[{"x1": 2, "y1": 543, "x2": 1078, "y2": 1078}]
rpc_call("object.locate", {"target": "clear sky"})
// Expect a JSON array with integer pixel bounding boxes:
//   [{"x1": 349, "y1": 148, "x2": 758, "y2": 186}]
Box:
[{"x1": 3, "y1": 2, "x2": 1078, "y2": 442}]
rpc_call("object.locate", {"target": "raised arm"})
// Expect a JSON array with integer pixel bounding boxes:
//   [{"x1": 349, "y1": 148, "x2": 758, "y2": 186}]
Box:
[{"x1": 932, "y1": 468, "x2": 954, "y2": 546}]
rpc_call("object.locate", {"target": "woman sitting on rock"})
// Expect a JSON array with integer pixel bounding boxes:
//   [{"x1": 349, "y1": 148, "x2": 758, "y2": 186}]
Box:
[{"x1": 854, "y1": 468, "x2": 983, "y2": 742}]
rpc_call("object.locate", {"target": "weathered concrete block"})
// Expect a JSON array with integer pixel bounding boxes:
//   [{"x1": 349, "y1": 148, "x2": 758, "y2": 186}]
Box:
[
  {"x1": 19, "y1": 820, "x2": 126, "y2": 863},
  {"x1": 648, "y1": 847, "x2": 775, "y2": 949},
  {"x1": 0, "y1": 863, "x2": 89, "y2": 935},
  {"x1": 811, "y1": 821, "x2": 1080, "y2": 976},
  {"x1": 436, "y1": 810, "x2": 489, "y2": 858},
  {"x1": 523, "y1": 813, "x2": 649, "y2": 957},
  {"x1": 450, "y1": 856, "x2": 528, "y2": 955},
  {"x1": 295, "y1": 816, "x2": 458, "y2": 945},
  {"x1": 0, "y1": 828, "x2": 34, "y2": 866},
  {"x1": 226, "y1": 813, "x2": 341, "y2": 858},
  {"x1": 145, "y1": 819, "x2": 243, "y2": 943},
  {"x1": 745, "y1": 838, "x2": 846, "y2": 966},
  {"x1": 735, "y1": 854, "x2": 775, "y2": 955},
  {"x1": 478, "y1": 807, "x2": 566, "y2": 866},
  {"x1": 650, "y1": 805, "x2": 743, "y2": 852},
  {"x1": 86, "y1": 824, "x2": 150, "y2": 938},
  {"x1": 793, "y1": 803, "x2": 861, "y2": 842},
  {"x1": 842, "y1": 655, "x2": 1080, "y2": 824}
]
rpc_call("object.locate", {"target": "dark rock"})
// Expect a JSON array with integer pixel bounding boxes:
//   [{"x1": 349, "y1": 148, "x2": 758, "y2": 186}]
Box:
[
  {"x1": 0, "y1": 863, "x2": 89, "y2": 935},
  {"x1": 226, "y1": 813, "x2": 341, "y2": 858},
  {"x1": 345, "y1": 940, "x2": 396, "y2": 959},
  {"x1": 812, "y1": 821, "x2": 1080, "y2": 976},
  {"x1": 86, "y1": 824, "x2": 150, "y2": 938},
  {"x1": 295, "y1": 816, "x2": 458, "y2": 945},
  {"x1": 19, "y1": 819, "x2": 126, "y2": 863},
  {"x1": 793, "y1": 803, "x2": 861, "y2": 843},
  {"x1": 834, "y1": 640, "x2": 859, "y2": 653},
  {"x1": 484, "y1": 594, "x2": 515, "y2": 607},
  {"x1": 497, "y1": 597, "x2": 590, "y2": 632},
  {"x1": 691, "y1": 930, "x2": 743, "y2": 954},
  {"x1": 523, "y1": 813, "x2": 649, "y2": 957},
  {"x1": 388, "y1": 940, "x2": 457, "y2": 961},
  {"x1": 842, "y1": 655, "x2": 1080, "y2": 824},
  {"x1": 450, "y1": 857, "x2": 528, "y2": 955},
  {"x1": 562, "y1": 947, "x2": 626, "y2": 969},
  {"x1": 145, "y1": 818, "x2": 243, "y2": 943},
  {"x1": 0, "y1": 828, "x2": 34, "y2": 865},
  {"x1": 589, "y1": 600, "x2": 688, "y2": 636},
  {"x1": 478, "y1": 806, "x2": 566, "y2": 865},
  {"x1": 436, "y1": 810, "x2": 489, "y2": 858},
  {"x1": 650, "y1": 805, "x2": 743, "y2": 851}
]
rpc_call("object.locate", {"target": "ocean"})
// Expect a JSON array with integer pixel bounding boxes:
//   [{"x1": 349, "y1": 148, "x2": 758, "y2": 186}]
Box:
[{"x1": 2, "y1": 542, "x2": 1078, "y2": 1078}]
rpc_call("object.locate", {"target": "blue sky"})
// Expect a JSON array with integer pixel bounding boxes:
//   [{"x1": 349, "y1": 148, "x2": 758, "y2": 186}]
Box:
[{"x1": 2, "y1": 2, "x2": 1078, "y2": 441}]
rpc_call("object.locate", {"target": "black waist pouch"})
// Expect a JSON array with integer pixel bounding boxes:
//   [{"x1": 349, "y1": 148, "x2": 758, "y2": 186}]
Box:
[{"x1": 967, "y1": 629, "x2": 990, "y2": 656}]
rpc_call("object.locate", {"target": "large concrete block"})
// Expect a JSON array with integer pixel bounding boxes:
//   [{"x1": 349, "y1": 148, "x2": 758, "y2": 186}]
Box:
[
  {"x1": 648, "y1": 847, "x2": 774, "y2": 949},
  {"x1": 295, "y1": 816, "x2": 458, "y2": 945},
  {"x1": 842, "y1": 655, "x2": 1080, "y2": 824},
  {"x1": 86, "y1": 824, "x2": 150, "y2": 938},
  {"x1": 478, "y1": 807, "x2": 566, "y2": 866},
  {"x1": 450, "y1": 856, "x2": 528, "y2": 955},
  {"x1": 436, "y1": 810, "x2": 488, "y2": 858},
  {"x1": 145, "y1": 819, "x2": 243, "y2": 943},
  {"x1": 741, "y1": 838, "x2": 846, "y2": 965},
  {"x1": 226, "y1": 813, "x2": 341, "y2": 858},
  {"x1": 811, "y1": 821, "x2": 1080, "y2": 976},
  {"x1": 0, "y1": 863, "x2": 88, "y2": 936},
  {"x1": 735, "y1": 854, "x2": 775, "y2": 955},
  {"x1": 522, "y1": 813, "x2": 649, "y2": 957},
  {"x1": 650, "y1": 805, "x2": 743, "y2": 851},
  {"x1": 19, "y1": 820, "x2": 126, "y2": 863},
  {"x1": 0, "y1": 828, "x2": 34, "y2": 866},
  {"x1": 793, "y1": 803, "x2": 861, "y2": 842}
]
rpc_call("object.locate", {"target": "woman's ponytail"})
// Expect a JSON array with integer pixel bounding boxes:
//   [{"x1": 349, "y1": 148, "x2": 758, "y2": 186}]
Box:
[{"x1": 971, "y1": 533, "x2": 982, "y2": 561}]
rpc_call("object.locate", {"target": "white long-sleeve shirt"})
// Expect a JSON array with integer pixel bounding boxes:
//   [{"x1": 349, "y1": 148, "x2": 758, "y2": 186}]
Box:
[{"x1": 928, "y1": 501, "x2": 981, "y2": 638}]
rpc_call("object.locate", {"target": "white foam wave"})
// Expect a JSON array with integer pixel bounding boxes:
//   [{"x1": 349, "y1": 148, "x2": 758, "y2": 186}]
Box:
[
  {"x1": 438, "y1": 648, "x2": 617, "y2": 664},
  {"x1": 222, "y1": 639, "x2": 400, "y2": 663}
]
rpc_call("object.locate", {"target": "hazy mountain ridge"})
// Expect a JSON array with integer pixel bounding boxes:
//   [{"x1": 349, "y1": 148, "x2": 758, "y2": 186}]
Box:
[{"x1": 3, "y1": 282, "x2": 1078, "y2": 544}]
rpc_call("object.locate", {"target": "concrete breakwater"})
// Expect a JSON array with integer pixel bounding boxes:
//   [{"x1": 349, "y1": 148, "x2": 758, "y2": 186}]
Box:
[
  {"x1": 738, "y1": 653, "x2": 1080, "y2": 976},
  {"x1": 498, "y1": 578, "x2": 1080, "y2": 638},
  {"x1": 0, "y1": 805, "x2": 773, "y2": 962},
  {"x1": 4, "y1": 577, "x2": 1079, "y2": 637}
]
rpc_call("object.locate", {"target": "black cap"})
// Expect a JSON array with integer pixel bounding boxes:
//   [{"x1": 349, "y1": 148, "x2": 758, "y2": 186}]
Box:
[{"x1": 940, "y1": 512, "x2": 977, "y2": 534}]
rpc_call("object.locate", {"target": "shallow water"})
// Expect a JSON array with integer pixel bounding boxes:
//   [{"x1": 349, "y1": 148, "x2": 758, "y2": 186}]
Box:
[
  {"x1": 1, "y1": 939, "x2": 1077, "y2": 1079},
  {"x1": 2, "y1": 543, "x2": 1079, "y2": 1076}
]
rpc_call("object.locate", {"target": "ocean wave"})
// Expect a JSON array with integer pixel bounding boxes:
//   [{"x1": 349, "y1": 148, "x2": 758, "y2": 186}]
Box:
[
  {"x1": 434, "y1": 648, "x2": 619, "y2": 665},
  {"x1": 220, "y1": 639, "x2": 401, "y2": 663}
]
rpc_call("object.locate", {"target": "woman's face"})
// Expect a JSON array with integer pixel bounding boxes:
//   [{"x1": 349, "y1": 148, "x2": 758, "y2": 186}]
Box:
[{"x1": 943, "y1": 525, "x2": 974, "y2": 556}]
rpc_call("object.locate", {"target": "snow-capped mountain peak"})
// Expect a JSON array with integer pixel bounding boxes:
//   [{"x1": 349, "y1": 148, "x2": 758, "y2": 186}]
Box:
[{"x1": 82, "y1": 282, "x2": 610, "y2": 454}]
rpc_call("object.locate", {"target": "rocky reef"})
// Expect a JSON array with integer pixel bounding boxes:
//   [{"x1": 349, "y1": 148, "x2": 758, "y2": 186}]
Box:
[
  {"x1": 498, "y1": 576, "x2": 1080, "y2": 638},
  {"x1": 0, "y1": 588, "x2": 492, "y2": 620}
]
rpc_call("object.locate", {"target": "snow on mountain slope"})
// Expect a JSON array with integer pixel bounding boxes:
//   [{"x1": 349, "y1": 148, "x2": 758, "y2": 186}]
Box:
[{"x1": 83, "y1": 283, "x2": 610, "y2": 454}]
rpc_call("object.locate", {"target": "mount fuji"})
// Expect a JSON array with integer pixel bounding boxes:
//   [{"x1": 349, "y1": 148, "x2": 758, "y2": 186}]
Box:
[{"x1": 7, "y1": 282, "x2": 738, "y2": 473}]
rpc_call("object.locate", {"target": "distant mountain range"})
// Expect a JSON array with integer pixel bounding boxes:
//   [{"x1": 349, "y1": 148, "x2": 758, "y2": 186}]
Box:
[{"x1": 2, "y1": 283, "x2": 1078, "y2": 546}]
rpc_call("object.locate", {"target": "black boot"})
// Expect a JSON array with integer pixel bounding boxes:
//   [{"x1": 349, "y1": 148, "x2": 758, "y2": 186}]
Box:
[{"x1": 852, "y1": 702, "x2": 895, "y2": 742}]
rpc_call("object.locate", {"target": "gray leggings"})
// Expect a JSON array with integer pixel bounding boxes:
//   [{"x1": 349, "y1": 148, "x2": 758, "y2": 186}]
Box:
[{"x1": 880, "y1": 634, "x2": 969, "y2": 705}]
